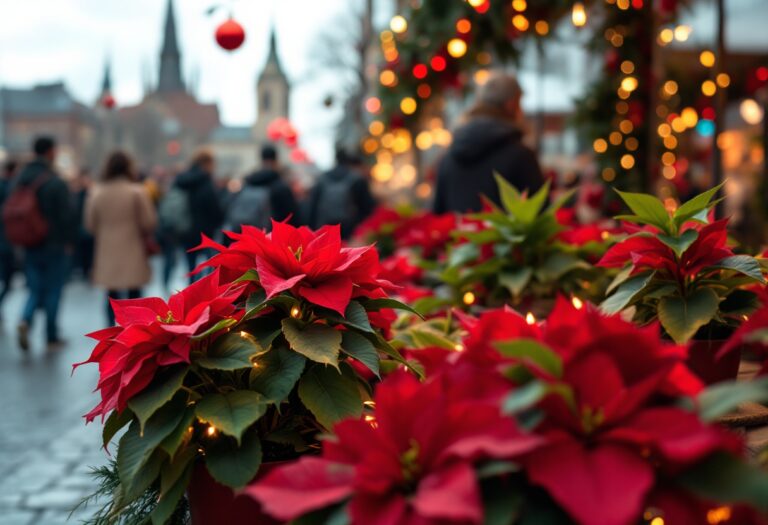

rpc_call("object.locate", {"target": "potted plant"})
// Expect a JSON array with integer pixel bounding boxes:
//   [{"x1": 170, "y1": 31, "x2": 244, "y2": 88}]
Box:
[
  {"x1": 598, "y1": 184, "x2": 766, "y2": 383},
  {"x1": 439, "y1": 175, "x2": 609, "y2": 314},
  {"x1": 75, "y1": 222, "x2": 417, "y2": 525}
]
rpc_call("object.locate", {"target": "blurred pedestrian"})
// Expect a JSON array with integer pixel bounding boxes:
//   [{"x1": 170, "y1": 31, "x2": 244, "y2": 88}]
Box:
[
  {"x1": 433, "y1": 71, "x2": 544, "y2": 214},
  {"x1": 0, "y1": 160, "x2": 19, "y2": 319},
  {"x1": 171, "y1": 149, "x2": 224, "y2": 283},
  {"x1": 71, "y1": 168, "x2": 94, "y2": 279},
  {"x1": 227, "y1": 144, "x2": 298, "y2": 232},
  {"x1": 6, "y1": 137, "x2": 75, "y2": 351},
  {"x1": 307, "y1": 149, "x2": 376, "y2": 239},
  {"x1": 85, "y1": 151, "x2": 157, "y2": 326}
]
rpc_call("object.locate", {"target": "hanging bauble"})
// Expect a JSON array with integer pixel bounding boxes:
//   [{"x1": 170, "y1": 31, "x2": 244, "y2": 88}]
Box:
[
  {"x1": 267, "y1": 118, "x2": 289, "y2": 141},
  {"x1": 102, "y1": 94, "x2": 116, "y2": 109},
  {"x1": 323, "y1": 95, "x2": 334, "y2": 108},
  {"x1": 290, "y1": 148, "x2": 309, "y2": 164},
  {"x1": 215, "y1": 18, "x2": 246, "y2": 51}
]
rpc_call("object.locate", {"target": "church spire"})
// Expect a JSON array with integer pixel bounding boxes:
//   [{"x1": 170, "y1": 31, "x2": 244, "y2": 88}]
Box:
[
  {"x1": 100, "y1": 56, "x2": 112, "y2": 96},
  {"x1": 263, "y1": 25, "x2": 286, "y2": 78},
  {"x1": 157, "y1": 0, "x2": 185, "y2": 93}
]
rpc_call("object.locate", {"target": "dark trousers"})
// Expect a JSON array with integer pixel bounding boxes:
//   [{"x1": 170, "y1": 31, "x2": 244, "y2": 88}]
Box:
[
  {"x1": 107, "y1": 289, "x2": 141, "y2": 326},
  {"x1": 0, "y1": 248, "x2": 14, "y2": 307},
  {"x1": 22, "y1": 246, "x2": 69, "y2": 343}
]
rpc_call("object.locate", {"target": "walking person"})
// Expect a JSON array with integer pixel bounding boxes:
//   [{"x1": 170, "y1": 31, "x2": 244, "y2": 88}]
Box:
[
  {"x1": 227, "y1": 144, "x2": 298, "y2": 232},
  {"x1": 0, "y1": 160, "x2": 19, "y2": 320},
  {"x1": 170, "y1": 149, "x2": 224, "y2": 283},
  {"x1": 433, "y1": 71, "x2": 544, "y2": 214},
  {"x1": 85, "y1": 151, "x2": 157, "y2": 326},
  {"x1": 4, "y1": 137, "x2": 76, "y2": 351},
  {"x1": 307, "y1": 149, "x2": 376, "y2": 239}
]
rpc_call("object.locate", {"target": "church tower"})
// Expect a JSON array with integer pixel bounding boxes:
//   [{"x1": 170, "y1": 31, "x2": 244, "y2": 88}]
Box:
[
  {"x1": 253, "y1": 28, "x2": 290, "y2": 143},
  {"x1": 157, "y1": 0, "x2": 185, "y2": 93}
]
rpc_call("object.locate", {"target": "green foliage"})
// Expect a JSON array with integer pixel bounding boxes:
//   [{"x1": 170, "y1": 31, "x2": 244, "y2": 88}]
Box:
[
  {"x1": 341, "y1": 331, "x2": 381, "y2": 378},
  {"x1": 678, "y1": 452, "x2": 768, "y2": 511},
  {"x1": 127, "y1": 367, "x2": 188, "y2": 433},
  {"x1": 205, "y1": 432, "x2": 263, "y2": 489},
  {"x1": 657, "y1": 288, "x2": 721, "y2": 344},
  {"x1": 282, "y1": 318, "x2": 343, "y2": 368},
  {"x1": 495, "y1": 340, "x2": 563, "y2": 378},
  {"x1": 298, "y1": 363, "x2": 363, "y2": 430},
  {"x1": 196, "y1": 331, "x2": 265, "y2": 370},
  {"x1": 693, "y1": 377, "x2": 768, "y2": 422},
  {"x1": 249, "y1": 346, "x2": 307, "y2": 402},
  {"x1": 195, "y1": 390, "x2": 268, "y2": 445}
]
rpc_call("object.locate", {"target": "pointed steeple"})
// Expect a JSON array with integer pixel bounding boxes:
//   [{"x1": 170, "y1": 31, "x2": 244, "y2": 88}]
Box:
[
  {"x1": 261, "y1": 25, "x2": 287, "y2": 79},
  {"x1": 157, "y1": 0, "x2": 185, "y2": 93},
  {"x1": 100, "y1": 56, "x2": 112, "y2": 96}
]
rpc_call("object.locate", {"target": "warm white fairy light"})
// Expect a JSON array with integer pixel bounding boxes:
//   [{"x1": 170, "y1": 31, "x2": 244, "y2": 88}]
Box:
[
  {"x1": 290, "y1": 306, "x2": 301, "y2": 318},
  {"x1": 206, "y1": 425, "x2": 217, "y2": 437},
  {"x1": 572, "y1": 297, "x2": 584, "y2": 310},
  {"x1": 525, "y1": 312, "x2": 536, "y2": 325}
]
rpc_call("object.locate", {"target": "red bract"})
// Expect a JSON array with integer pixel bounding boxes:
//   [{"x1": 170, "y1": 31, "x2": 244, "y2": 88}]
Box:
[
  {"x1": 74, "y1": 271, "x2": 242, "y2": 422},
  {"x1": 515, "y1": 299, "x2": 737, "y2": 525},
  {"x1": 379, "y1": 253, "x2": 424, "y2": 287},
  {"x1": 352, "y1": 207, "x2": 406, "y2": 243},
  {"x1": 598, "y1": 220, "x2": 733, "y2": 280},
  {"x1": 199, "y1": 221, "x2": 391, "y2": 315},
  {"x1": 394, "y1": 213, "x2": 457, "y2": 258},
  {"x1": 246, "y1": 372, "x2": 541, "y2": 525}
]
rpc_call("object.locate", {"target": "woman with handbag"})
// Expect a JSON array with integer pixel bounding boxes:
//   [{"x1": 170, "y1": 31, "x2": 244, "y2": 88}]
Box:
[{"x1": 85, "y1": 151, "x2": 157, "y2": 325}]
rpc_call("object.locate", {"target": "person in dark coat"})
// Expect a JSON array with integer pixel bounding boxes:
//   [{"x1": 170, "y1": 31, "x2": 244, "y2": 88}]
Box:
[
  {"x1": 307, "y1": 149, "x2": 377, "y2": 239},
  {"x1": 14, "y1": 136, "x2": 76, "y2": 351},
  {"x1": 229, "y1": 145, "x2": 298, "y2": 230},
  {"x1": 0, "y1": 160, "x2": 18, "y2": 318},
  {"x1": 174, "y1": 149, "x2": 225, "y2": 282},
  {"x1": 433, "y1": 72, "x2": 544, "y2": 214}
]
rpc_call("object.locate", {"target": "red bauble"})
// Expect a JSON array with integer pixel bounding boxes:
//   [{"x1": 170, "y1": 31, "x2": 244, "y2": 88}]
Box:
[
  {"x1": 267, "y1": 118, "x2": 289, "y2": 141},
  {"x1": 290, "y1": 148, "x2": 310, "y2": 164},
  {"x1": 101, "y1": 94, "x2": 116, "y2": 109},
  {"x1": 215, "y1": 18, "x2": 246, "y2": 51}
]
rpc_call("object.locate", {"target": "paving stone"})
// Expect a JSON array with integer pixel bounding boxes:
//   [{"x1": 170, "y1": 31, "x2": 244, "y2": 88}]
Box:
[
  {"x1": 0, "y1": 492, "x2": 24, "y2": 508},
  {"x1": 25, "y1": 488, "x2": 88, "y2": 510},
  {"x1": 0, "y1": 510, "x2": 35, "y2": 525}
]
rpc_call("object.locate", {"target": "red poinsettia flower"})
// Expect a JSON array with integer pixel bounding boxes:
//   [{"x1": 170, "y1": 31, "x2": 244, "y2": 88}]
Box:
[
  {"x1": 198, "y1": 221, "x2": 391, "y2": 315},
  {"x1": 246, "y1": 372, "x2": 541, "y2": 525},
  {"x1": 378, "y1": 253, "x2": 424, "y2": 287},
  {"x1": 74, "y1": 271, "x2": 242, "y2": 422},
  {"x1": 352, "y1": 207, "x2": 407, "y2": 243},
  {"x1": 598, "y1": 219, "x2": 733, "y2": 280},
  {"x1": 394, "y1": 213, "x2": 457, "y2": 258},
  {"x1": 511, "y1": 299, "x2": 738, "y2": 525}
]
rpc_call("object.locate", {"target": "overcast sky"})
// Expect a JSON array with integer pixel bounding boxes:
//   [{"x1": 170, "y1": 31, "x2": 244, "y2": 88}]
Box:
[{"x1": 0, "y1": 0, "x2": 391, "y2": 168}]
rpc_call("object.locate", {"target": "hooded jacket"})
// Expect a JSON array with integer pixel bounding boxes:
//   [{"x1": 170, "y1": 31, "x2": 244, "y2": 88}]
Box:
[
  {"x1": 242, "y1": 168, "x2": 298, "y2": 226},
  {"x1": 174, "y1": 165, "x2": 224, "y2": 247},
  {"x1": 307, "y1": 165, "x2": 376, "y2": 239},
  {"x1": 433, "y1": 117, "x2": 544, "y2": 214},
  {"x1": 13, "y1": 158, "x2": 76, "y2": 250}
]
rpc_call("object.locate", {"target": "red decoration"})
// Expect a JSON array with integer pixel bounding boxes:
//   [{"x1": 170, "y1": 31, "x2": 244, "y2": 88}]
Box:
[
  {"x1": 474, "y1": 0, "x2": 490, "y2": 14},
  {"x1": 215, "y1": 18, "x2": 246, "y2": 52},
  {"x1": 412, "y1": 63, "x2": 428, "y2": 79},
  {"x1": 101, "y1": 94, "x2": 115, "y2": 109},
  {"x1": 290, "y1": 148, "x2": 310, "y2": 164},
  {"x1": 430, "y1": 55, "x2": 447, "y2": 72}
]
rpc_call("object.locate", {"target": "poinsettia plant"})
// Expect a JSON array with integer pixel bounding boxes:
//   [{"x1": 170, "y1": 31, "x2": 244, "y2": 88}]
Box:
[
  {"x1": 439, "y1": 175, "x2": 610, "y2": 311},
  {"x1": 599, "y1": 184, "x2": 766, "y2": 343},
  {"x1": 75, "y1": 222, "x2": 417, "y2": 525},
  {"x1": 245, "y1": 298, "x2": 768, "y2": 525}
]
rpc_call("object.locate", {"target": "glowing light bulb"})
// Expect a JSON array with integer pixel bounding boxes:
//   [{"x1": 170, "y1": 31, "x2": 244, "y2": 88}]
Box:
[
  {"x1": 400, "y1": 97, "x2": 417, "y2": 115},
  {"x1": 525, "y1": 312, "x2": 536, "y2": 325},
  {"x1": 290, "y1": 306, "x2": 301, "y2": 318},
  {"x1": 621, "y1": 76, "x2": 638, "y2": 93},
  {"x1": 447, "y1": 38, "x2": 467, "y2": 58},
  {"x1": 454, "y1": 344, "x2": 465, "y2": 352},
  {"x1": 740, "y1": 98, "x2": 763, "y2": 125},
  {"x1": 572, "y1": 2, "x2": 587, "y2": 27},
  {"x1": 699, "y1": 50, "x2": 715, "y2": 67},
  {"x1": 462, "y1": 291, "x2": 476, "y2": 305},
  {"x1": 207, "y1": 425, "x2": 217, "y2": 437},
  {"x1": 571, "y1": 297, "x2": 584, "y2": 310},
  {"x1": 389, "y1": 15, "x2": 407, "y2": 34}
]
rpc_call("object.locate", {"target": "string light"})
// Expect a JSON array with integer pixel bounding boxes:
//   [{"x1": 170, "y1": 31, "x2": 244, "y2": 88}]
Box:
[
  {"x1": 512, "y1": 0, "x2": 527, "y2": 10},
  {"x1": 462, "y1": 291, "x2": 476, "y2": 305},
  {"x1": 602, "y1": 168, "x2": 616, "y2": 182},
  {"x1": 706, "y1": 506, "x2": 732, "y2": 524},
  {"x1": 447, "y1": 38, "x2": 468, "y2": 58},
  {"x1": 571, "y1": 297, "x2": 584, "y2": 310},
  {"x1": 593, "y1": 138, "x2": 608, "y2": 153},
  {"x1": 368, "y1": 120, "x2": 384, "y2": 136},
  {"x1": 400, "y1": 97, "x2": 417, "y2": 115},
  {"x1": 740, "y1": 98, "x2": 764, "y2": 125},
  {"x1": 290, "y1": 306, "x2": 301, "y2": 318},
  {"x1": 415, "y1": 131, "x2": 433, "y2": 150},
  {"x1": 619, "y1": 120, "x2": 633, "y2": 134},
  {"x1": 535, "y1": 20, "x2": 549, "y2": 35},
  {"x1": 609, "y1": 131, "x2": 623, "y2": 145},
  {"x1": 701, "y1": 80, "x2": 716, "y2": 97},
  {"x1": 716, "y1": 72, "x2": 730, "y2": 88},
  {"x1": 412, "y1": 64, "x2": 428, "y2": 79},
  {"x1": 379, "y1": 70, "x2": 397, "y2": 87},
  {"x1": 454, "y1": 343, "x2": 465, "y2": 352},
  {"x1": 525, "y1": 312, "x2": 536, "y2": 325},
  {"x1": 674, "y1": 25, "x2": 691, "y2": 41},
  {"x1": 474, "y1": 69, "x2": 490, "y2": 85},
  {"x1": 206, "y1": 425, "x2": 217, "y2": 437},
  {"x1": 572, "y1": 2, "x2": 587, "y2": 27},
  {"x1": 625, "y1": 137, "x2": 639, "y2": 151},
  {"x1": 389, "y1": 15, "x2": 407, "y2": 33},
  {"x1": 681, "y1": 107, "x2": 698, "y2": 128},
  {"x1": 620, "y1": 61, "x2": 634, "y2": 74},
  {"x1": 365, "y1": 97, "x2": 381, "y2": 113},
  {"x1": 430, "y1": 55, "x2": 447, "y2": 71},
  {"x1": 621, "y1": 76, "x2": 638, "y2": 92},
  {"x1": 659, "y1": 28, "x2": 673, "y2": 44},
  {"x1": 456, "y1": 19, "x2": 472, "y2": 34},
  {"x1": 699, "y1": 50, "x2": 715, "y2": 67},
  {"x1": 620, "y1": 154, "x2": 635, "y2": 169},
  {"x1": 662, "y1": 80, "x2": 678, "y2": 96},
  {"x1": 417, "y1": 84, "x2": 431, "y2": 98},
  {"x1": 512, "y1": 14, "x2": 530, "y2": 32}
]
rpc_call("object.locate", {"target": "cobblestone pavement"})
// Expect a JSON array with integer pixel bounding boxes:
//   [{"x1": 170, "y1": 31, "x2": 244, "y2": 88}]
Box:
[{"x1": 0, "y1": 259, "x2": 189, "y2": 525}]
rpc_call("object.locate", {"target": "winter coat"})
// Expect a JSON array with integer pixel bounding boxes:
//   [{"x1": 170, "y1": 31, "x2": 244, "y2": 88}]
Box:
[
  {"x1": 174, "y1": 166, "x2": 225, "y2": 248},
  {"x1": 308, "y1": 166, "x2": 377, "y2": 239},
  {"x1": 13, "y1": 159, "x2": 76, "y2": 249},
  {"x1": 0, "y1": 177, "x2": 12, "y2": 251},
  {"x1": 242, "y1": 169, "x2": 299, "y2": 225},
  {"x1": 85, "y1": 178, "x2": 157, "y2": 290},
  {"x1": 433, "y1": 117, "x2": 544, "y2": 214}
]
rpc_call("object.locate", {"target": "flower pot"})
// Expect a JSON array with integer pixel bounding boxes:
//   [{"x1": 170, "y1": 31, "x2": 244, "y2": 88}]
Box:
[
  {"x1": 188, "y1": 462, "x2": 284, "y2": 525},
  {"x1": 686, "y1": 339, "x2": 742, "y2": 385}
]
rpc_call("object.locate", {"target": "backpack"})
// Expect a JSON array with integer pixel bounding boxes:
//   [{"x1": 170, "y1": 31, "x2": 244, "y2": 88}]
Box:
[
  {"x1": 159, "y1": 187, "x2": 193, "y2": 237},
  {"x1": 315, "y1": 173, "x2": 355, "y2": 227},
  {"x1": 2, "y1": 174, "x2": 51, "y2": 248},
  {"x1": 227, "y1": 185, "x2": 272, "y2": 231}
]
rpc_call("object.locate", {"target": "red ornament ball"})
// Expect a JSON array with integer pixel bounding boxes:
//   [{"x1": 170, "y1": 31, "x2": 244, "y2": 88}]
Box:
[
  {"x1": 215, "y1": 18, "x2": 246, "y2": 51},
  {"x1": 102, "y1": 94, "x2": 115, "y2": 109}
]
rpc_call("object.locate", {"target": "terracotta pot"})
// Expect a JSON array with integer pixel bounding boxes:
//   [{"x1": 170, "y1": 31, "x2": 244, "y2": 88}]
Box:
[
  {"x1": 187, "y1": 462, "x2": 285, "y2": 525},
  {"x1": 686, "y1": 339, "x2": 742, "y2": 385}
]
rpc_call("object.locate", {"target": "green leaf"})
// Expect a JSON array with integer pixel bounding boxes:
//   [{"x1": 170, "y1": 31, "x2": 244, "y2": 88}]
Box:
[
  {"x1": 152, "y1": 453, "x2": 194, "y2": 525},
  {"x1": 235, "y1": 269, "x2": 261, "y2": 283},
  {"x1": 502, "y1": 381, "x2": 548, "y2": 415},
  {"x1": 249, "y1": 346, "x2": 306, "y2": 402},
  {"x1": 494, "y1": 172, "x2": 521, "y2": 213},
  {"x1": 448, "y1": 243, "x2": 480, "y2": 267},
  {"x1": 298, "y1": 362, "x2": 363, "y2": 430},
  {"x1": 412, "y1": 296, "x2": 451, "y2": 316},
  {"x1": 244, "y1": 289, "x2": 269, "y2": 318},
  {"x1": 606, "y1": 265, "x2": 633, "y2": 295},
  {"x1": 159, "y1": 446, "x2": 197, "y2": 497},
  {"x1": 117, "y1": 396, "x2": 186, "y2": 495},
  {"x1": 282, "y1": 318, "x2": 342, "y2": 368},
  {"x1": 243, "y1": 317, "x2": 283, "y2": 349},
  {"x1": 696, "y1": 377, "x2": 768, "y2": 421},
  {"x1": 341, "y1": 331, "x2": 380, "y2": 378},
  {"x1": 495, "y1": 339, "x2": 563, "y2": 378},
  {"x1": 657, "y1": 229, "x2": 698, "y2": 258},
  {"x1": 205, "y1": 432, "x2": 262, "y2": 489},
  {"x1": 709, "y1": 255, "x2": 766, "y2": 283},
  {"x1": 197, "y1": 331, "x2": 265, "y2": 370},
  {"x1": 103, "y1": 408, "x2": 134, "y2": 449},
  {"x1": 536, "y1": 252, "x2": 590, "y2": 282},
  {"x1": 159, "y1": 406, "x2": 196, "y2": 458},
  {"x1": 127, "y1": 367, "x2": 188, "y2": 434},
  {"x1": 190, "y1": 317, "x2": 238, "y2": 341},
  {"x1": 409, "y1": 326, "x2": 459, "y2": 350},
  {"x1": 614, "y1": 189, "x2": 671, "y2": 233},
  {"x1": 195, "y1": 391, "x2": 267, "y2": 445},
  {"x1": 719, "y1": 289, "x2": 760, "y2": 316},
  {"x1": 123, "y1": 449, "x2": 164, "y2": 503},
  {"x1": 600, "y1": 272, "x2": 655, "y2": 315},
  {"x1": 678, "y1": 452, "x2": 768, "y2": 511},
  {"x1": 343, "y1": 301, "x2": 374, "y2": 332},
  {"x1": 658, "y1": 287, "x2": 720, "y2": 343},
  {"x1": 511, "y1": 180, "x2": 550, "y2": 224},
  {"x1": 361, "y1": 297, "x2": 424, "y2": 318},
  {"x1": 499, "y1": 268, "x2": 533, "y2": 298},
  {"x1": 673, "y1": 182, "x2": 723, "y2": 227}
]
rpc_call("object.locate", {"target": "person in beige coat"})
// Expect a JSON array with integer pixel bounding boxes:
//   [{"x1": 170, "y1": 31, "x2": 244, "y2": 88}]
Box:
[{"x1": 85, "y1": 151, "x2": 157, "y2": 325}]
